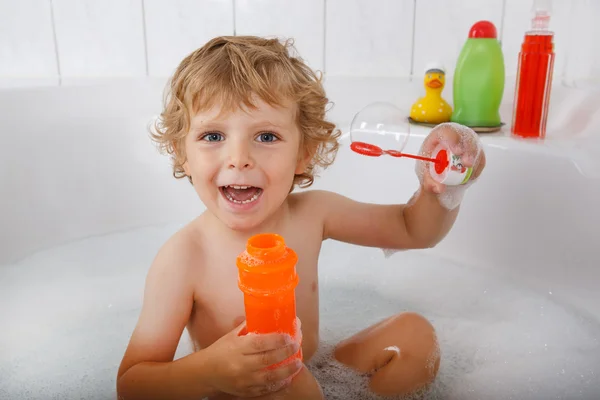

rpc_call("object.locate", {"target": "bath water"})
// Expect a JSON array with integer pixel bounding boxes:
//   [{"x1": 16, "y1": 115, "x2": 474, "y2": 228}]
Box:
[{"x1": 0, "y1": 224, "x2": 598, "y2": 399}]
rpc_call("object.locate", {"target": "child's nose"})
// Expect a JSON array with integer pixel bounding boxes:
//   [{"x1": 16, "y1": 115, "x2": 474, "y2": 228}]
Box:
[{"x1": 227, "y1": 141, "x2": 254, "y2": 170}]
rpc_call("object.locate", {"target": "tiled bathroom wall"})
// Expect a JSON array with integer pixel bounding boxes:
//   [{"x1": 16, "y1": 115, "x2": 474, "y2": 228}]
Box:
[{"x1": 0, "y1": 0, "x2": 598, "y2": 88}]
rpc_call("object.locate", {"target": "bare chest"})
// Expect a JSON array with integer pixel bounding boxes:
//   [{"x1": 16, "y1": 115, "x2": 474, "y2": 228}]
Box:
[{"x1": 187, "y1": 238, "x2": 322, "y2": 358}]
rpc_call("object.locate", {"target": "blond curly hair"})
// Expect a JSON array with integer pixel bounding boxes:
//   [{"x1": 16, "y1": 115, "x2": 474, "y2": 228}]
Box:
[{"x1": 151, "y1": 35, "x2": 341, "y2": 189}]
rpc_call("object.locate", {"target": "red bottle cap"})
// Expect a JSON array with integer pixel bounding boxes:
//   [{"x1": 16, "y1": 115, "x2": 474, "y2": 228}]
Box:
[{"x1": 468, "y1": 21, "x2": 497, "y2": 39}]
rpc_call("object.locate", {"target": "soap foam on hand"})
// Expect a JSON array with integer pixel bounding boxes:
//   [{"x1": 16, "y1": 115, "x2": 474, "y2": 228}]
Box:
[
  {"x1": 381, "y1": 123, "x2": 481, "y2": 257},
  {"x1": 415, "y1": 122, "x2": 484, "y2": 210}
]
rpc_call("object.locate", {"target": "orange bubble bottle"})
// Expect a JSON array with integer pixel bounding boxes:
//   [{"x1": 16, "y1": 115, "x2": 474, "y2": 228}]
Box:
[{"x1": 236, "y1": 233, "x2": 302, "y2": 365}]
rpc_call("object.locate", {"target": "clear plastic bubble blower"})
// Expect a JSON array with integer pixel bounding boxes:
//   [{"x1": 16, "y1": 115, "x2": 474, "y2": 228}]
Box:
[{"x1": 349, "y1": 102, "x2": 451, "y2": 174}]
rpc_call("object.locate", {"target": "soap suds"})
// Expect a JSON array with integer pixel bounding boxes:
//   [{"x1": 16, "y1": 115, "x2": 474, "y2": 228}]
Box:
[
  {"x1": 1, "y1": 225, "x2": 599, "y2": 399},
  {"x1": 384, "y1": 345, "x2": 401, "y2": 355}
]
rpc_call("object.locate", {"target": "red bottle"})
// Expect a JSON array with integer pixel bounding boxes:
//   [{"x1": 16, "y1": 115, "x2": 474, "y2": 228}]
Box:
[{"x1": 511, "y1": 1, "x2": 555, "y2": 139}]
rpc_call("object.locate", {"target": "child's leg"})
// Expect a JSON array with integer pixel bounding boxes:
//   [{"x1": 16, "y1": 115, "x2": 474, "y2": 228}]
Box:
[
  {"x1": 334, "y1": 312, "x2": 440, "y2": 397},
  {"x1": 211, "y1": 364, "x2": 323, "y2": 400}
]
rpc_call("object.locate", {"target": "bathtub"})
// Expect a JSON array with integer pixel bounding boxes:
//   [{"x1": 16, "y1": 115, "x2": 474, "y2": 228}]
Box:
[{"x1": 0, "y1": 77, "x2": 599, "y2": 400}]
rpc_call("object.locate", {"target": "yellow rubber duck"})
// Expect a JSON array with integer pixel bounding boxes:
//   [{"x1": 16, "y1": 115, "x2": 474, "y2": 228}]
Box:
[{"x1": 410, "y1": 63, "x2": 453, "y2": 124}]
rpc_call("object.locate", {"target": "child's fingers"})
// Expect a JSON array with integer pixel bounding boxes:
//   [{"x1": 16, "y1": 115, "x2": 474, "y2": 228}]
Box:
[
  {"x1": 429, "y1": 180, "x2": 445, "y2": 195},
  {"x1": 231, "y1": 319, "x2": 247, "y2": 337},
  {"x1": 444, "y1": 133, "x2": 464, "y2": 155},
  {"x1": 253, "y1": 361, "x2": 303, "y2": 391},
  {"x1": 246, "y1": 341, "x2": 301, "y2": 370},
  {"x1": 240, "y1": 331, "x2": 295, "y2": 355},
  {"x1": 423, "y1": 170, "x2": 445, "y2": 194},
  {"x1": 457, "y1": 142, "x2": 484, "y2": 173},
  {"x1": 422, "y1": 128, "x2": 462, "y2": 159},
  {"x1": 232, "y1": 315, "x2": 246, "y2": 328},
  {"x1": 435, "y1": 125, "x2": 461, "y2": 148},
  {"x1": 471, "y1": 150, "x2": 486, "y2": 179}
]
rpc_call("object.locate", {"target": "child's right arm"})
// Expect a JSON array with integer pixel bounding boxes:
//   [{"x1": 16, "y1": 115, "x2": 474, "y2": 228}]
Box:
[{"x1": 116, "y1": 235, "x2": 302, "y2": 400}]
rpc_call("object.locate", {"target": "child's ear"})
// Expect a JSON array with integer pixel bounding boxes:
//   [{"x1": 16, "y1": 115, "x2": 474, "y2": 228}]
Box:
[
  {"x1": 174, "y1": 140, "x2": 190, "y2": 176},
  {"x1": 295, "y1": 145, "x2": 315, "y2": 174}
]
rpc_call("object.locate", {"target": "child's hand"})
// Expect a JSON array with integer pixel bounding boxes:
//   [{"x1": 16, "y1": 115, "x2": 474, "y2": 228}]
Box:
[
  {"x1": 416, "y1": 122, "x2": 486, "y2": 195},
  {"x1": 205, "y1": 320, "x2": 303, "y2": 398}
]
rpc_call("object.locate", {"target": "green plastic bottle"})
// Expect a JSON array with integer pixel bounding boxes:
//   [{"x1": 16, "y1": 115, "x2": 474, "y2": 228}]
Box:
[{"x1": 451, "y1": 20, "x2": 505, "y2": 128}]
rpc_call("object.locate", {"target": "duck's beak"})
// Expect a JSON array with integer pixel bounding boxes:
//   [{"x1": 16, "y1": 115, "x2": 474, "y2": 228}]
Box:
[{"x1": 427, "y1": 79, "x2": 443, "y2": 89}]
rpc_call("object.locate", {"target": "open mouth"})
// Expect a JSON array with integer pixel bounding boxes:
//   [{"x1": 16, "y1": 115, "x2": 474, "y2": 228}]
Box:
[{"x1": 219, "y1": 185, "x2": 263, "y2": 205}]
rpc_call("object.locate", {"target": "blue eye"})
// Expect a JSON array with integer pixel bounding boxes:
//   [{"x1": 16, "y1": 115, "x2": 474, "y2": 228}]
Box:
[
  {"x1": 202, "y1": 132, "x2": 223, "y2": 142},
  {"x1": 257, "y1": 132, "x2": 278, "y2": 143}
]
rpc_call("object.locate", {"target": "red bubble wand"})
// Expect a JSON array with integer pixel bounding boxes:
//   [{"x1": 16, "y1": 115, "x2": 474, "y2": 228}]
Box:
[{"x1": 350, "y1": 141, "x2": 449, "y2": 172}]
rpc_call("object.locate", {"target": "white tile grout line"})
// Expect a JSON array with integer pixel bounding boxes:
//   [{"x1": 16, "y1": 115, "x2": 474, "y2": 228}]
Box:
[
  {"x1": 409, "y1": 0, "x2": 417, "y2": 80},
  {"x1": 141, "y1": 0, "x2": 150, "y2": 76},
  {"x1": 322, "y1": 0, "x2": 327, "y2": 75},
  {"x1": 232, "y1": 0, "x2": 237, "y2": 36},
  {"x1": 49, "y1": 0, "x2": 62, "y2": 86}
]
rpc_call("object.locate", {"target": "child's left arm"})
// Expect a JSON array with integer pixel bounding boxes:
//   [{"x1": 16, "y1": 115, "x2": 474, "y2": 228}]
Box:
[{"x1": 312, "y1": 124, "x2": 486, "y2": 250}]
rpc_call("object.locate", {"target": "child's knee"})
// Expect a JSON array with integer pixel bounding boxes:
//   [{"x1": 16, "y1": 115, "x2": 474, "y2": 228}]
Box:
[
  {"x1": 370, "y1": 312, "x2": 440, "y2": 396},
  {"x1": 386, "y1": 312, "x2": 440, "y2": 371},
  {"x1": 334, "y1": 311, "x2": 440, "y2": 397}
]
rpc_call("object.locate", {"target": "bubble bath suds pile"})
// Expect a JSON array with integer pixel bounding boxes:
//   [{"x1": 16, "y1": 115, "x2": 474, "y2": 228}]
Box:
[
  {"x1": 0, "y1": 225, "x2": 598, "y2": 399},
  {"x1": 310, "y1": 240, "x2": 600, "y2": 400}
]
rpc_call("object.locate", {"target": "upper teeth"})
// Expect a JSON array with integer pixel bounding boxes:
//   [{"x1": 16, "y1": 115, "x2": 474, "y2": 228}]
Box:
[{"x1": 229, "y1": 185, "x2": 250, "y2": 189}]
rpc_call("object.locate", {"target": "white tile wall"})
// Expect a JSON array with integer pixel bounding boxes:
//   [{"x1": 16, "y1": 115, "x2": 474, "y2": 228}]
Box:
[
  {"x1": 326, "y1": 0, "x2": 414, "y2": 77},
  {"x1": 235, "y1": 0, "x2": 325, "y2": 72},
  {"x1": 52, "y1": 0, "x2": 146, "y2": 79},
  {"x1": 561, "y1": 0, "x2": 600, "y2": 86},
  {"x1": 0, "y1": 0, "x2": 58, "y2": 85},
  {"x1": 144, "y1": 0, "x2": 234, "y2": 77},
  {"x1": 0, "y1": 0, "x2": 598, "y2": 87},
  {"x1": 413, "y1": 0, "x2": 504, "y2": 78}
]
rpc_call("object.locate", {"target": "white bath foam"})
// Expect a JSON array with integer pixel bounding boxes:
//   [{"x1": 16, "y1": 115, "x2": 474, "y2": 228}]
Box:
[
  {"x1": 307, "y1": 341, "x2": 440, "y2": 400},
  {"x1": 0, "y1": 224, "x2": 598, "y2": 400},
  {"x1": 314, "y1": 240, "x2": 600, "y2": 399},
  {"x1": 384, "y1": 345, "x2": 401, "y2": 355}
]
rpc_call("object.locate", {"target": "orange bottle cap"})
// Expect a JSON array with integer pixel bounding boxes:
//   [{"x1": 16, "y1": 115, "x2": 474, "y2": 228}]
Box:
[{"x1": 237, "y1": 233, "x2": 299, "y2": 296}]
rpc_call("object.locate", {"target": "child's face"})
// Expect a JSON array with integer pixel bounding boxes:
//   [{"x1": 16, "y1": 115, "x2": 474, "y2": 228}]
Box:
[{"x1": 183, "y1": 97, "x2": 306, "y2": 231}]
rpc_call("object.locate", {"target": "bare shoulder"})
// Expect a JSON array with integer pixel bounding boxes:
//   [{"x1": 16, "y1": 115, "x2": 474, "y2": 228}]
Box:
[
  {"x1": 288, "y1": 189, "x2": 336, "y2": 220},
  {"x1": 151, "y1": 219, "x2": 203, "y2": 277},
  {"x1": 289, "y1": 189, "x2": 354, "y2": 217},
  {"x1": 288, "y1": 189, "x2": 336, "y2": 210},
  {"x1": 287, "y1": 189, "x2": 342, "y2": 239}
]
